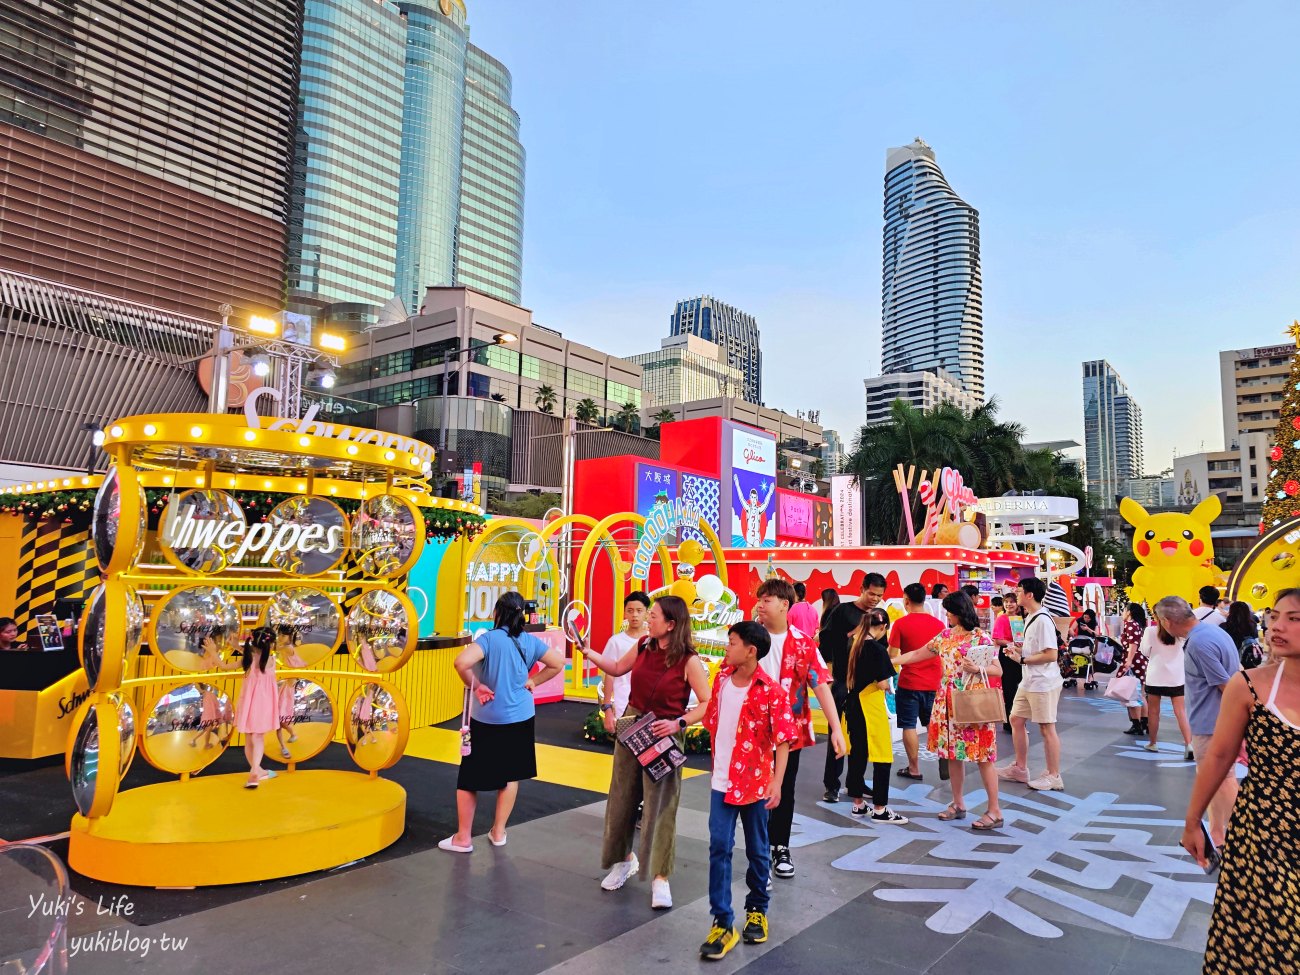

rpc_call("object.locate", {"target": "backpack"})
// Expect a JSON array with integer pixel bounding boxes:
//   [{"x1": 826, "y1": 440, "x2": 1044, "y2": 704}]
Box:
[{"x1": 1238, "y1": 637, "x2": 1264, "y2": 670}]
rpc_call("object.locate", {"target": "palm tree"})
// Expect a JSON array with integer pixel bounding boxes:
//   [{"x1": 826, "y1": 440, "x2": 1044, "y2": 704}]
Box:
[
  {"x1": 574, "y1": 398, "x2": 600, "y2": 425},
  {"x1": 614, "y1": 401, "x2": 640, "y2": 433},
  {"x1": 809, "y1": 458, "x2": 826, "y2": 480},
  {"x1": 653, "y1": 408, "x2": 676, "y2": 425},
  {"x1": 490, "y1": 393, "x2": 506, "y2": 403},
  {"x1": 534, "y1": 384, "x2": 557, "y2": 414},
  {"x1": 843, "y1": 398, "x2": 1032, "y2": 543}
]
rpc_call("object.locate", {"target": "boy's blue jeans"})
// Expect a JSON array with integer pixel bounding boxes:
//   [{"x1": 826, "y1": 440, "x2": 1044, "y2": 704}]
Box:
[{"x1": 708, "y1": 789, "x2": 770, "y2": 929}]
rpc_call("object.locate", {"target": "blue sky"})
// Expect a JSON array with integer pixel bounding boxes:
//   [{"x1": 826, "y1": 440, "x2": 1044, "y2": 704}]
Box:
[{"x1": 468, "y1": 1, "x2": 1300, "y2": 470}]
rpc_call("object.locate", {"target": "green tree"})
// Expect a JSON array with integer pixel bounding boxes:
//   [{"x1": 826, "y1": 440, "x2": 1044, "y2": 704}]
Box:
[
  {"x1": 809, "y1": 458, "x2": 826, "y2": 480},
  {"x1": 534, "y1": 384, "x2": 557, "y2": 414},
  {"x1": 574, "y1": 398, "x2": 600, "y2": 424},
  {"x1": 846, "y1": 400, "x2": 985, "y2": 542},
  {"x1": 844, "y1": 397, "x2": 1058, "y2": 544},
  {"x1": 614, "y1": 401, "x2": 640, "y2": 433},
  {"x1": 653, "y1": 408, "x2": 676, "y2": 425}
]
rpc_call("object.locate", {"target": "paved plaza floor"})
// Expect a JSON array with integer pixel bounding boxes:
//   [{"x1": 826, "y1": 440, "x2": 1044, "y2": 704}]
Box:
[{"x1": 2, "y1": 688, "x2": 1212, "y2": 974}]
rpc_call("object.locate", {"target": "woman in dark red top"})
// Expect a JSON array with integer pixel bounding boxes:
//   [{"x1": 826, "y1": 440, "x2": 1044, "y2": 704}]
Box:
[
  {"x1": 578, "y1": 595, "x2": 711, "y2": 911},
  {"x1": 1117, "y1": 603, "x2": 1150, "y2": 736}
]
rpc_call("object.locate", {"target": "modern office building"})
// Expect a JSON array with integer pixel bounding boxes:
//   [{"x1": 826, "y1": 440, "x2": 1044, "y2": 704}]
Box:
[
  {"x1": 1219, "y1": 341, "x2": 1293, "y2": 447},
  {"x1": 881, "y1": 139, "x2": 984, "y2": 401},
  {"x1": 456, "y1": 46, "x2": 525, "y2": 304},
  {"x1": 0, "y1": 270, "x2": 211, "y2": 480},
  {"x1": 669, "y1": 297, "x2": 762, "y2": 405},
  {"x1": 863, "y1": 368, "x2": 980, "y2": 426},
  {"x1": 287, "y1": 0, "x2": 407, "y2": 326},
  {"x1": 628, "y1": 335, "x2": 746, "y2": 409},
  {"x1": 395, "y1": 2, "x2": 468, "y2": 313},
  {"x1": 334, "y1": 287, "x2": 642, "y2": 492},
  {"x1": 1125, "y1": 474, "x2": 1175, "y2": 509},
  {"x1": 1082, "y1": 360, "x2": 1144, "y2": 503},
  {"x1": 393, "y1": 2, "x2": 525, "y2": 312},
  {"x1": 822, "y1": 429, "x2": 846, "y2": 476},
  {"x1": 0, "y1": 0, "x2": 300, "y2": 321}
]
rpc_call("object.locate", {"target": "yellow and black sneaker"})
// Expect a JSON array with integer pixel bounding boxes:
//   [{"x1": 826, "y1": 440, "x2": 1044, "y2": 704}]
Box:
[
  {"x1": 699, "y1": 923, "x2": 740, "y2": 960},
  {"x1": 742, "y1": 909, "x2": 769, "y2": 944}
]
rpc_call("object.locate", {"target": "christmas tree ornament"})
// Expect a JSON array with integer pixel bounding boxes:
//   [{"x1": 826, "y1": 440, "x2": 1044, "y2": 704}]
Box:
[
  {"x1": 1286, "y1": 481, "x2": 1300, "y2": 497},
  {"x1": 1272, "y1": 446, "x2": 1285, "y2": 461}
]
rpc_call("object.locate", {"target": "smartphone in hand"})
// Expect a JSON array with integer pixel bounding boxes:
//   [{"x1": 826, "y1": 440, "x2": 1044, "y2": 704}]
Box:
[{"x1": 1199, "y1": 820, "x2": 1221, "y2": 874}]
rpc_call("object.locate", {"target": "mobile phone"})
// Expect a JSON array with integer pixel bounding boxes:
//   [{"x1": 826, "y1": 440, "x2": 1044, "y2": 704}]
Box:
[{"x1": 1198, "y1": 820, "x2": 1221, "y2": 874}]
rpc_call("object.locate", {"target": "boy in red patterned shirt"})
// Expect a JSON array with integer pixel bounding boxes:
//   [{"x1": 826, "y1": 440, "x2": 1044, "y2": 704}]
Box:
[{"x1": 678, "y1": 620, "x2": 796, "y2": 960}]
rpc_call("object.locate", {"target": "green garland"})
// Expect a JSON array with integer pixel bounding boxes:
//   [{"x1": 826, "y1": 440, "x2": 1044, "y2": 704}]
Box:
[
  {"x1": 0, "y1": 486, "x2": 485, "y2": 541},
  {"x1": 0, "y1": 490, "x2": 94, "y2": 524}
]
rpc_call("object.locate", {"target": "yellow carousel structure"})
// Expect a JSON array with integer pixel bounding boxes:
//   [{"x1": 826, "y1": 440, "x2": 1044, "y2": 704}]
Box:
[
  {"x1": 55, "y1": 412, "x2": 481, "y2": 887},
  {"x1": 460, "y1": 501, "x2": 731, "y2": 700}
]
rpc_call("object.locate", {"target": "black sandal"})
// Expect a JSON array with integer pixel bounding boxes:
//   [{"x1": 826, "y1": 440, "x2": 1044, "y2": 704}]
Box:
[{"x1": 896, "y1": 768, "x2": 923, "y2": 780}]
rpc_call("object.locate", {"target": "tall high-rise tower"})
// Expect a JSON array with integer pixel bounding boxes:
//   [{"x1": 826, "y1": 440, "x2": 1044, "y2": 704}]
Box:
[
  {"x1": 669, "y1": 296, "x2": 762, "y2": 404},
  {"x1": 1083, "y1": 359, "x2": 1144, "y2": 503},
  {"x1": 881, "y1": 139, "x2": 984, "y2": 400},
  {"x1": 288, "y1": 0, "x2": 407, "y2": 326},
  {"x1": 393, "y1": 2, "x2": 525, "y2": 313},
  {"x1": 456, "y1": 46, "x2": 525, "y2": 304}
]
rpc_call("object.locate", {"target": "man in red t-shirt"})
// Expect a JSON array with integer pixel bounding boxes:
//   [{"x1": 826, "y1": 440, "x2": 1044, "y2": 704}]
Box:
[{"x1": 887, "y1": 582, "x2": 945, "y2": 780}]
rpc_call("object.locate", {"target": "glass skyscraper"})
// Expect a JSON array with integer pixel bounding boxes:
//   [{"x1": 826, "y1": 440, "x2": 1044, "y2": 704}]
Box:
[
  {"x1": 288, "y1": 0, "x2": 407, "y2": 324},
  {"x1": 669, "y1": 296, "x2": 762, "y2": 404},
  {"x1": 456, "y1": 46, "x2": 525, "y2": 304},
  {"x1": 1083, "y1": 359, "x2": 1144, "y2": 504},
  {"x1": 395, "y1": 2, "x2": 468, "y2": 313},
  {"x1": 881, "y1": 139, "x2": 984, "y2": 401}
]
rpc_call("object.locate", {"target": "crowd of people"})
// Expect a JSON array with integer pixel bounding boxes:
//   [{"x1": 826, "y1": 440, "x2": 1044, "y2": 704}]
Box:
[{"x1": 439, "y1": 578, "x2": 1295, "y2": 968}]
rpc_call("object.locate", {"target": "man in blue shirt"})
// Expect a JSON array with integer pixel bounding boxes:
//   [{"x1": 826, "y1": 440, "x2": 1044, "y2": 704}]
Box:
[{"x1": 1154, "y1": 596, "x2": 1241, "y2": 845}]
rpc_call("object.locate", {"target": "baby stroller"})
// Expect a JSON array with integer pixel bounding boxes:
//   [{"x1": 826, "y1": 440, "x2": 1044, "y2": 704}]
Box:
[
  {"x1": 1062, "y1": 636, "x2": 1100, "y2": 690},
  {"x1": 1091, "y1": 636, "x2": 1122, "y2": 677}
]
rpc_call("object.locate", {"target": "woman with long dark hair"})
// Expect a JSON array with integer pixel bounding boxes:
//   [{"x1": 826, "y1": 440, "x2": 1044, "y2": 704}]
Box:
[
  {"x1": 234, "y1": 626, "x2": 279, "y2": 789},
  {"x1": 843, "y1": 609, "x2": 908, "y2": 823},
  {"x1": 578, "y1": 594, "x2": 711, "y2": 910},
  {"x1": 817, "y1": 589, "x2": 841, "y2": 641},
  {"x1": 1184, "y1": 588, "x2": 1300, "y2": 973},
  {"x1": 1117, "y1": 603, "x2": 1150, "y2": 735},
  {"x1": 896, "y1": 590, "x2": 1003, "y2": 830},
  {"x1": 442, "y1": 592, "x2": 565, "y2": 853},
  {"x1": 1222, "y1": 601, "x2": 1261, "y2": 664}
]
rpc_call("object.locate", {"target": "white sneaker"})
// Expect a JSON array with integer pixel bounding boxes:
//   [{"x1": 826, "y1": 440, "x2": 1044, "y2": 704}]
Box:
[
  {"x1": 1028, "y1": 773, "x2": 1064, "y2": 791},
  {"x1": 601, "y1": 854, "x2": 639, "y2": 891},
  {"x1": 651, "y1": 877, "x2": 672, "y2": 909}
]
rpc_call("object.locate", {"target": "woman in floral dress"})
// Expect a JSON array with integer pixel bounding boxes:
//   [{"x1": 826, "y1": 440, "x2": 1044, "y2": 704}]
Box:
[{"x1": 897, "y1": 589, "x2": 1004, "y2": 830}]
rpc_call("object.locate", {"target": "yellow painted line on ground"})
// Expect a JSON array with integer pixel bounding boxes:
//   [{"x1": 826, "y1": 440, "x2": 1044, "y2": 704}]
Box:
[{"x1": 404, "y1": 727, "x2": 704, "y2": 794}]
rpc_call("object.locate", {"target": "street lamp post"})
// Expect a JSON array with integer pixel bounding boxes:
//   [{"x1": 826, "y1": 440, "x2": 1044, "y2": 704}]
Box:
[{"x1": 438, "y1": 331, "x2": 517, "y2": 453}]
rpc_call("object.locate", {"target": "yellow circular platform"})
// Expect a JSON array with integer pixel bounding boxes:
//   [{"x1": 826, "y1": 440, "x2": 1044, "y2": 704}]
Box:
[{"x1": 68, "y1": 769, "x2": 405, "y2": 887}]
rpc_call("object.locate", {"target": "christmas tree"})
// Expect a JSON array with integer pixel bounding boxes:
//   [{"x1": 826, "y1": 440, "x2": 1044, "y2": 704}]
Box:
[{"x1": 1260, "y1": 320, "x2": 1300, "y2": 531}]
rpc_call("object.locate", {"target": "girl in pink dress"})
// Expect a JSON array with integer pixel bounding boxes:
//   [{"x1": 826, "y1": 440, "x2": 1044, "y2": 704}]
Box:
[{"x1": 235, "y1": 627, "x2": 279, "y2": 788}]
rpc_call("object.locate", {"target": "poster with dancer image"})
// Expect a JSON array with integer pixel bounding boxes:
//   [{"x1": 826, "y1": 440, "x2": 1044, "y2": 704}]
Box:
[{"x1": 728, "y1": 427, "x2": 777, "y2": 548}]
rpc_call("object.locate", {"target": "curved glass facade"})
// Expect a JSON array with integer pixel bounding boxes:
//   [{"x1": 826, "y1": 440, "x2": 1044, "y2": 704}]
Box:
[
  {"x1": 288, "y1": 0, "x2": 406, "y2": 319},
  {"x1": 395, "y1": 2, "x2": 468, "y2": 312},
  {"x1": 413, "y1": 396, "x2": 512, "y2": 494},
  {"x1": 456, "y1": 46, "x2": 525, "y2": 304},
  {"x1": 881, "y1": 139, "x2": 984, "y2": 400}
]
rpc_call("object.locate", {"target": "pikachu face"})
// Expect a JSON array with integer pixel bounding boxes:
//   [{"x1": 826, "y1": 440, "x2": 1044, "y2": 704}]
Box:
[{"x1": 1120, "y1": 495, "x2": 1221, "y2": 567}]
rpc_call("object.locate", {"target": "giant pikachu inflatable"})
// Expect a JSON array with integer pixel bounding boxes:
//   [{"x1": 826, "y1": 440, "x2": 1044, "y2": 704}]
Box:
[{"x1": 1120, "y1": 495, "x2": 1222, "y2": 606}]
